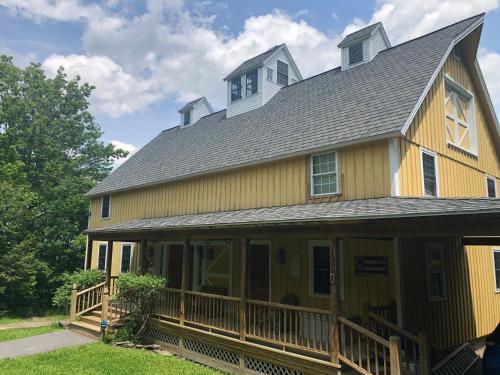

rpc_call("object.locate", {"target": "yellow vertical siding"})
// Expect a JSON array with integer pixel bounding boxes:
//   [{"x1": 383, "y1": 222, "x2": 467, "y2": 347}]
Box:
[{"x1": 90, "y1": 241, "x2": 138, "y2": 277}]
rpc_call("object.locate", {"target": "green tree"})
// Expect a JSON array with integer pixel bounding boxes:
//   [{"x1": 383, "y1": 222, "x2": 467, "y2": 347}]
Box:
[{"x1": 0, "y1": 55, "x2": 127, "y2": 314}]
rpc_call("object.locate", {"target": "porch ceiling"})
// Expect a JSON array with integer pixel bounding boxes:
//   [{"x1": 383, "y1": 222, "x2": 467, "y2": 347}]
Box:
[{"x1": 86, "y1": 197, "x2": 500, "y2": 239}]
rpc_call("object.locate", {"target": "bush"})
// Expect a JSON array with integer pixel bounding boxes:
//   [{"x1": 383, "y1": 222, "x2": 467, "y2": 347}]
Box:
[
  {"x1": 52, "y1": 269, "x2": 104, "y2": 312},
  {"x1": 114, "y1": 273, "x2": 166, "y2": 338}
]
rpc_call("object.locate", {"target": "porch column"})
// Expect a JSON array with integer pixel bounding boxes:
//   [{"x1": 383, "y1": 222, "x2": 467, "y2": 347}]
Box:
[
  {"x1": 140, "y1": 239, "x2": 148, "y2": 274},
  {"x1": 179, "y1": 239, "x2": 190, "y2": 326},
  {"x1": 105, "y1": 240, "x2": 114, "y2": 285},
  {"x1": 239, "y1": 238, "x2": 248, "y2": 342},
  {"x1": 330, "y1": 237, "x2": 339, "y2": 364},
  {"x1": 85, "y1": 236, "x2": 93, "y2": 270}
]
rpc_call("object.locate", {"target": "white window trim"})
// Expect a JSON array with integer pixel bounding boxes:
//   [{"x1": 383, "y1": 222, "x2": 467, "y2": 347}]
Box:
[
  {"x1": 100, "y1": 195, "x2": 111, "y2": 220},
  {"x1": 308, "y1": 240, "x2": 331, "y2": 298},
  {"x1": 419, "y1": 147, "x2": 439, "y2": 197},
  {"x1": 96, "y1": 242, "x2": 108, "y2": 271},
  {"x1": 493, "y1": 249, "x2": 500, "y2": 293},
  {"x1": 486, "y1": 175, "x2": 497, "y2": 198},
  {"x1": 443, "y1": 75, "x2": 477, "y2": 156},
  {"x1": 310, "y1": 151, "x2": 340, "y2": 197},
  {"x1": 119, "y1": 243, "x2": 133, "y2": 273},
  {"x1": 266, "y1": 67, "x2": 274, "y2": 82},
  {"x1": 425, "y1": 242, "x2": 447, "y2": 302}
]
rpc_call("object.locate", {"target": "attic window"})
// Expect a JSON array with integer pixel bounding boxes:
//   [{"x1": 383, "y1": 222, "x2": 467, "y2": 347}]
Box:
[
  {"x1": 349, "y1": 42, "x2": 363, "y2": 65},
  {"x1": 246, "y1": 69, "x2": 258, "y2": 96},
  {"x1": 266, "y1": 67, "x2": 273, "y2": 82},
  {"x1": 231, "y1": 77, "x2": 242, "y2": 102},
  {"x1": 101, "y1": 195, "x2": 110, "y2": 219},
  {"x1": 183, "y1": 110, "x2": 191, "y2": 126},
  {"x1": 277, "y1": 60, "x2": 288, "y2": 86}
]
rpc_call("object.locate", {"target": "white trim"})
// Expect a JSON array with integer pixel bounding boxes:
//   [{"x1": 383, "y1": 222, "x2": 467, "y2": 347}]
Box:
[
  {"x1": 100, "y1": 195, "x2": 111, "y2": 219},
  {"x1": 492, "y1": 249, "x2": 500, "y2": 293},
  {"x1": 389, "y1": 138, "x2": 400, "y2": 196},
  {"x1": 401, "y1": 15, "x2": 485, "y2": 135},
  {"x1": 96, "y1": 242, "x2": 108, "y2": 271},
  {"x1": 310, "y1": 151, "x2": 340, "y2": 197},
  {"x1": 425, "y1": 241, "x2": 447, "y2": 302},
  {"x1": 119, "y1": 242, "x2": 133, "y2": 273},
  {"x1": 84, "y1": 235, "x2": 89, "y2": 270},
  {"x1": 486, "y1": 175, "x2": 497, "y2": 198},
  {"x1": 249, "y1": 240, "x2": 272, "y2": 302},
  {"x1": 308, "y1": 240, "x2": 331, "y2": 298},
  {"x1": 419, "y1": 147, "x2": 439, "y2": 197},
  {"x1": 263, "y1": 44, "x2": 303, "y2": 81}
]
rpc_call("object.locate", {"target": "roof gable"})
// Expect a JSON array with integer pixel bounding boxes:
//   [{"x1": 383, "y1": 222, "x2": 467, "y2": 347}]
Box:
[{"x1": 223, "y1": 44, "x2": 282, "y2": 81}]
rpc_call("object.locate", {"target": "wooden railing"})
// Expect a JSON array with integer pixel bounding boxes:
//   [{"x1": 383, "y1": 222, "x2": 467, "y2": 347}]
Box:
[
  {"x1": 339, "y1": 316, "x2": 400, "y2": 375},
  {"x1": 70, "y1": 282, "x2": 106, "y2": 321},
  {"x1": 109, "y1": 276, "x2": 119, "y2": 296},
  {"x1": 246, "y1": 299, "x2": 331, "y2": 355},
  {"x1": 369, "y1": 312, "x2": 430, "y2": 375},
  {"x1": 184, "y1": 290, "x2": 240, "y2": 333},
  {"x1": 153, "y1": 288, "x2": 181, "y2": 321}
]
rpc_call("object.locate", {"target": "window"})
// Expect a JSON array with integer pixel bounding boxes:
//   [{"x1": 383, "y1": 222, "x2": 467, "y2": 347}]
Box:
[
  {"x1": 231, "y1": 76, "x2": 242, "y2": 102},
  {"x1": 266, "y1": 67, "x2": 273, "y2": 82},
  {"x1": 493, "y1": 250, "x2": 500, "y2": 292},
  {"x1": 487, "y1": 176, "x2": 497, "y2": 198},
  {"x1": 445, "y1": 79, "x2": 475, "y2": 153},
  {"x1": 349, "y1": 42, "x2": 363, "y2": 65},
  {"x1": 183, "y1": 110, "x2": 191, "y2": 126},
  {"x1": 420, "y1": 149, "x2": 438, "y2": 197},
  {"x1": 311, "y1": 152, "x2": 338, "y2": 196},
  {"x1": 121, "y1": 244, "x2": 132, "y2": 273},
  {"x1": 425, "y1": 242, "x2": 446, "y2": 301},
  {"x1": 246, "y1": 69, "x2": 258, "y2": 96},
  {"x1": 97, "y1": 244, "x2": 107, "y2": 271},
  {"x1": 101, "y1": 195, "x2": 110, "y2": 219},
  {"x1": 277, "y1": 60, "x2": 288, "y2": 86},
  {"x1": 309, "y1": 241, "x2": 330, "y2": 296}
]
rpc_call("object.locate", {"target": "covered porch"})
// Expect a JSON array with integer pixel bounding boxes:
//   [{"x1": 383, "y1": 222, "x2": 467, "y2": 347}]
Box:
[{"x1": 81, "y1": 197, "x2": 500, "y2": 375}]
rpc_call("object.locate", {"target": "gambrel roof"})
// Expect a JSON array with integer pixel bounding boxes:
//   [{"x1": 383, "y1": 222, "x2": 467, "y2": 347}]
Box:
[{"x1": 88, "y1": 14, "x2": 490, "y2": 197}]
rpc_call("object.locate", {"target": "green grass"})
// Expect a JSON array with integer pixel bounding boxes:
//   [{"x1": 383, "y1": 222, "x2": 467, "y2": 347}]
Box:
[
  {"x1": 0, "y1": 342, "x2": 220, "y2": 374},
  {"x1": 0, "y1": 325, "x2": 62, "y2": 342},
  {"x1": 0, "y1": 312, "x2": 67, "y2": 325}
]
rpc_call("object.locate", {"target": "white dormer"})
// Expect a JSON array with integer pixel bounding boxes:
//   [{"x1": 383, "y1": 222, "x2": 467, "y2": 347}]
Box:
[
  {"x1": 179, "y1": 97, "x2": 213, "y2": 128},
  {"x1": 223, "y1": 44, "x2": 302, "y2": 118},
  {"x1": 338, "y1": 22, "x2": 391, "y2": 71}
]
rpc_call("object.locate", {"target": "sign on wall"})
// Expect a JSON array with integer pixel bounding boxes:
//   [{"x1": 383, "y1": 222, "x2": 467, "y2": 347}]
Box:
[{"x1": 354, "y1": 256, "x2": 388, "y2": 275}]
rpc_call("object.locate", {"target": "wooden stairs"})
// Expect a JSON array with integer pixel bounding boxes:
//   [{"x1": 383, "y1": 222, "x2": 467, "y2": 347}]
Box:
[{"x1": 70, "y1": 310, "x2": 103, "y2": 338}]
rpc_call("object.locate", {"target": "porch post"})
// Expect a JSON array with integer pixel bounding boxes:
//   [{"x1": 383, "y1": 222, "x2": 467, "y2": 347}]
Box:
[
  {"x1": 239, "y1": 238, "x2": 248, "y2": 341},
  {"x1": 105, "y1": 240, "x2": 114, "y2": 286},
  {"x1": 85, "y1": 236, "x2": 93, "y2": 270},
  {"x1": 180, "y1": 239, "x2": 190, "y2": 326},
  {"x1": 330, "y1": 237, "x2": 339, "y2": 364},
  {"x1": 140, "y1": 239, "x2": 148, "y2": 274}
]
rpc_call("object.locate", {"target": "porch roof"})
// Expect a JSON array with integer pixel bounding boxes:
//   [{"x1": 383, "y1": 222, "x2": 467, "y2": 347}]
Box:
[{"x1": 87, "y1": 197, "x2": 500, "y2": 234}]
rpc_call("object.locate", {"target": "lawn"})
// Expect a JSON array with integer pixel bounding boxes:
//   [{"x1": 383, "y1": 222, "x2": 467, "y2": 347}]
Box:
[
  {"x1": 0, "y1": 342, "x2": 220, "y2": 375},
  {"x1": 0, "y1": 325, "x2": 61, "y2": 342},
  {"x1": 0, "y1": 312, "x2": 67, "y2": 325}
]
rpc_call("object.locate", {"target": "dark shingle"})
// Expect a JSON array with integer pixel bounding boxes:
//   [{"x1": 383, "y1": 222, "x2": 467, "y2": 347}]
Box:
[
  {"x1": 223, "y1": 44, "x2": 282, "y2": 81},
  {"x1": 337, "y1": 22, "x2": 382, "y2": 48}
]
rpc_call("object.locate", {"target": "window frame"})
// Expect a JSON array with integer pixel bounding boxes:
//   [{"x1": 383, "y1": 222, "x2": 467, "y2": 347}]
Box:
[
  {"x1": 310, "y1": 151, "x2": 339, "y2": 197},
  {"x1": 120, "y1": 243, "x2": 133, "y2": 273},
  {"x1": 425, "y1": 242, "x2": 447, "y2": 302},
  {"x1": 246, "y1": 69, "x2": 258, "y2": 97},
  {"x1": 183, "y1": 110, "x2": 191, "y2": 126},
  {"x1": 97, "y1": 243, "x2": 108, "y2": 271},
  {"x1": 493, "y1": 249, "x2": 500, "y2": 293},
  {"x1": 308, "y1": 240, "x2": 331, "y2": 298},
  {"x1": 349, "y1": 42, "x2": 364, "y2": 65},
  {"x1": 101, "y1": 195, "x2": 111, "y2": 219},
  {"x1": 231, "y1": 76, "x2": 242, "y2": 102},
  {"x1": 419, "y1": 148, "x2": 439, "y2": 197},
  {"x1": 444, "y1": 76, "x2": 477, "y2": 155},
  {"x1": 486, "y1": 175, "x2": 497, "y2": 198},
  {"x1": 266, "y1": 67, "x2": 273, "y2": 82},
  {"x1": 277, "y1": 60, "x2": 288, "y2": 86}
]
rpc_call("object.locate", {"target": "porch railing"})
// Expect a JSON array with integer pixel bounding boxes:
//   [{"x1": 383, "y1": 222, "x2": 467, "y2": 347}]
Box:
[
  {"x1": 70, "y1": 282, "x2": 106, "y2": 322},
  {"x1": 153, "y1": 287, "x2": 181, "y2": 321}
]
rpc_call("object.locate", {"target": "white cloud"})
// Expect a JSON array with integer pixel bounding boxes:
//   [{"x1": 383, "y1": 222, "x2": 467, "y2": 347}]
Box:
[
  {"x1": 479, "y1": 49, "x2": 500, "y2": 115},
  {"x1": 0, "y1": 43, "x2": 36, "y2": 67},
  {"x1": 110, "y1": 140, "x2": 138, "y2": 168}
]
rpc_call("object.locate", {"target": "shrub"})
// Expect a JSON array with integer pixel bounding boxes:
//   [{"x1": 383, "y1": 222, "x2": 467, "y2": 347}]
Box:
[
  {"x1": 52, "y1": 269, "x2": 104, "y2": 312},
  {"x1": 114, "y1": 273, "x2": 166, "y2": 337}
]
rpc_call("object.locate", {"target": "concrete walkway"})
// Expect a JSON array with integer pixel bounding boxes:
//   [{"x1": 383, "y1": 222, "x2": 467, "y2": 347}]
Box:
[{"x1": 0, "y1": 330, "x2": 95, "y2": 359}]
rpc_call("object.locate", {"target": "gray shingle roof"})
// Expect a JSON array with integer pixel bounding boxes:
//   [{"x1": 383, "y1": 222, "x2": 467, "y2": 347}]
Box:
[
  {"x1": 223, "y1": 44, "x2": 283, "y2": 81},
  {"x1": 87, "y1": 197, "x2": 500, "y2": 233},
  {"x1": 337, "y1": 22, "x2": 382, "y2": 48},
  {"x1": 88, "y1": 15, "x2": 483, "y2": 197},
  {"x1": 178, "y1": 97, "x2": 204, "y2": 113}
]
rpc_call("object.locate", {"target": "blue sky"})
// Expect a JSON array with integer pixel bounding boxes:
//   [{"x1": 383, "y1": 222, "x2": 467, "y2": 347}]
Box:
[{"x1": 1, "y1": 1, "x2": 499, "y2": 164}]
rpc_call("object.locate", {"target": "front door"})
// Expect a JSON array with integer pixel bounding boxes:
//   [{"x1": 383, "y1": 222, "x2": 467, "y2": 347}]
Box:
[
  {"x1": 249, "y1": 243, "x2": 270, "y2": 301},
  {"x1": 167, "y1": 244, "x2": 183, "y2": 289}
]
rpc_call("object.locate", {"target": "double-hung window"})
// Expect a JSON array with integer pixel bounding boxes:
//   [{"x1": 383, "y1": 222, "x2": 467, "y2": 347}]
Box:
[
  {"x1": 277, "y1": 60, "x2": 288, "y2": 86},
  {"x1": 231, "y1": 76, "x2": 242, "y2": 102},
  {"x1": 493, "y1": 250, "x2": 500, "y2": 292},
  {"x1": 420, "y1": 149, "x2": 438, "y2": 197},
  {"x1": 311, "y1": 152, "x2": 338, "y2": 196},
  {"x1": 101, "y1": 195, "x2": 110, "y2": 219},
  {"x1": 121, "y1": 244, "x2": 132, "y2": 273},
  {"x1": 425, "y1": 242, "x2": 446, "y2": 301},
  {"x1": 309, "y1": 241, "x2": 330, "y2": 296},
  {"x1": 246, "y1": 69, "x2": 258, "y2": 96},
  {"x1": 183, "y1": 110, "x2": 191, "y2": 126},
  {"x1": 487, "y1": 176, "x2": 497, "y2": 198},
  {"x1": 445, "y1": 78, "x2": 476, "y2": 153},
  {"x1": 349, "y1": 42, "x2": 363, "y2": 65},
  {"x1": 97, "y1": 244, "x2": 107, "y2": 271}
]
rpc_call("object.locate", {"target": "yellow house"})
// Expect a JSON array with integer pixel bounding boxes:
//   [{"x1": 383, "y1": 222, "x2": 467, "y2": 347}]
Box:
[{"x1": 73, "y1": 14, "x2": 500, "y2": 375}]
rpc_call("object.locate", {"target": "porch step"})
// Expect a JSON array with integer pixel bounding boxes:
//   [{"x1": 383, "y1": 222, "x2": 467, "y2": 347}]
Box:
[
  {"x1": 70, "y1": 321, "x2": 101, "y2": 339},
  {"x1": 81, "y1": 314, "x2": 101, "y2": 325}
]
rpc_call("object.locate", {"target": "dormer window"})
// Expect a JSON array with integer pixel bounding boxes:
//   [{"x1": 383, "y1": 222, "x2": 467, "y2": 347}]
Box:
[
  {"x1": 349, "y1": 42, "x2": 363, "y2": 65},
  {"x1": 246, "y1": 69, "x2": 258, "y2": 96},
  {"x1": 183, "y1": 110, "x2": 191, "y2": 126},
  {"x1": 277, "y1": 60, "x2": 288, "y2": 86},
  {"x1": 231, "y1": 77, "x2": 242, "y2": 102},
  {"x1": 266, "y1": 68, "x2": 273, "y2": 82}
]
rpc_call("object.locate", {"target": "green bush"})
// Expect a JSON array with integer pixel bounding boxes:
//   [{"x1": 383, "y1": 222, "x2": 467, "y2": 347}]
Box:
[
  {"x1": 114, "y1": 273, "x2": 166, "y2": 338},
  {"x1": 52, "y1": 269, "x2": 104, "y2": 312}
]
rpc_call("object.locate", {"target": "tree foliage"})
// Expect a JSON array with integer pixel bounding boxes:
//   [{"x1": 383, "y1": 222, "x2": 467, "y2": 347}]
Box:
[
  {"x1": 52, "y1": 269, "x2": 105, "y2": 312},
  {"x1": 0, "y1": 55, "x2": 127, "y2": 314}
]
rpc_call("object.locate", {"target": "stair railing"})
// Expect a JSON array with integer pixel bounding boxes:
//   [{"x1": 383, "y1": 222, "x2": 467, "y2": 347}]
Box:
[{"x1": 69, "y1": 281, "x2": 106, "y2": 322}]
